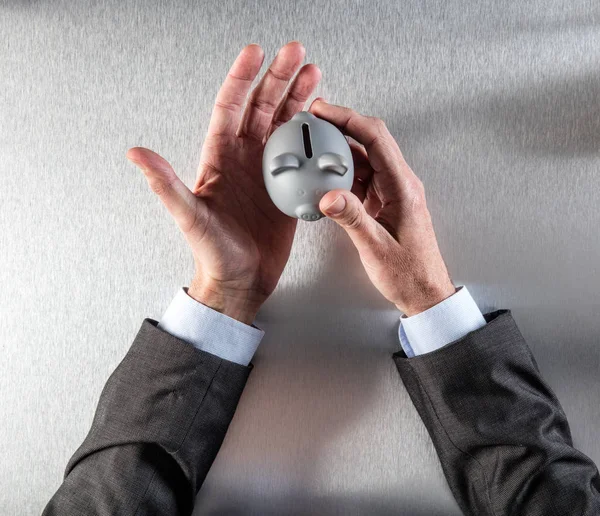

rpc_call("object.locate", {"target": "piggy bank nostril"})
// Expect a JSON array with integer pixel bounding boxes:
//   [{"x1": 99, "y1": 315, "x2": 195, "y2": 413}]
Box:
[{"x1": 295, "y1": 204, "x2": 322, "y2": 221}]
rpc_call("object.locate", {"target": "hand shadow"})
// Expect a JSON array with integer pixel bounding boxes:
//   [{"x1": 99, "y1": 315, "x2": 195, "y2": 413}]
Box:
[{"x1": 193, "y1": 219, "x2": 457, "y2": 515}]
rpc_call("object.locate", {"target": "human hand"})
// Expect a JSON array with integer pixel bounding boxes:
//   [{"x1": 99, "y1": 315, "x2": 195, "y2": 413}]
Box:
[
  {"x1": 309, "y1": 100, "x2": 455, "y2": 316},
  {"x1": 127, "y1": 42, "x2": 321, "y2": 324}
]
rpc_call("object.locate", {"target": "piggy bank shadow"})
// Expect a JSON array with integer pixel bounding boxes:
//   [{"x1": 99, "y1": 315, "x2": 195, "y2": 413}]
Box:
[{"x1": 193, "y1": 218, "x2": 415, "y2": 514}]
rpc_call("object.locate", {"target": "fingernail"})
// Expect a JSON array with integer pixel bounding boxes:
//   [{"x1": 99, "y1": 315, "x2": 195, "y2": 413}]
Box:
[
  {"x1": 323, "y1": 194, "x2": 346, "y2": 215},
  {"x1": 314, "y1": 96, "x2": 326, "y2": 103}
]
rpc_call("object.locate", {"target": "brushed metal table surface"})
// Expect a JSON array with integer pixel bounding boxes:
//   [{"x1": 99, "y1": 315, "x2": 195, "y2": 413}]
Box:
[{"x1": 1, "y1": 1, "x2": 599, "y2": 514}]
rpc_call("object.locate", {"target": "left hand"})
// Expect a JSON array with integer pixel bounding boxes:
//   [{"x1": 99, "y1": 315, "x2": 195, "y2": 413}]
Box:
[{"x1": 127, "y1": 42, "x2": 321, "y2": 324}]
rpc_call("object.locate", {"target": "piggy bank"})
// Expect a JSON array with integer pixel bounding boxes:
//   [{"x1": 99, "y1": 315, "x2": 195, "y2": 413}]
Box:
[{"x1": 262, "y1": 111, "x2": 354, "y2": 221}]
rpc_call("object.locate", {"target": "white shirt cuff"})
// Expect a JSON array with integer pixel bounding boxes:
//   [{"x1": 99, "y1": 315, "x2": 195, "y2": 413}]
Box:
[
  {"x1": 398, "y1": 286, "x2": 486, "y2": 357},
  {"x1": 157, "y1": 288, "x2": 264, "y2": 366}
]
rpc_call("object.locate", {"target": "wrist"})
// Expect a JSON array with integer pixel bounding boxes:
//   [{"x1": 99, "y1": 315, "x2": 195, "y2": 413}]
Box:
[
  {"x1": 396, "y1": 277, "x2": 456, "y2": 317},
  {"x1": 187, "y1": 277, "x2": 264, "y2": 325}
]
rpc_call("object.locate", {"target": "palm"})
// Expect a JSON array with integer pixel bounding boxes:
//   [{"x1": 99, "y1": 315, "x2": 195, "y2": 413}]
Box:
[{"x1": 192, "y1": 133, "x2": 297, "y2": 295}]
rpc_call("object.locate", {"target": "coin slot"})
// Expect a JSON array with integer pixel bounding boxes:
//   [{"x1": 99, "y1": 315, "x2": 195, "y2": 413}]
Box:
[{"x1": 301, "y1": 123, "x2": 313, "y2": 159}]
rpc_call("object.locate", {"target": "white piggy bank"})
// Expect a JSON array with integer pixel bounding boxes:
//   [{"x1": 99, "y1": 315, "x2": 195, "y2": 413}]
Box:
[{"x1": 262, "y1": 111, "x2": 354, "y2": 221}]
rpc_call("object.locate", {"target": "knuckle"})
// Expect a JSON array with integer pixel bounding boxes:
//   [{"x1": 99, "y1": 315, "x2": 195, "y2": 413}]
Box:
[
  {"x1": 248, "y1": 94, "x2": 277, "y2": 114},
  {"x1": 370, "y1": 116, "x2": 387, "y2": 132},
  {"x1": 413, "y1": 177, "x2": 426, "y2": 196},
  {"x1": 343, "y1": 109, "x2": 359, "y2": 131},
  {"x1": 364, "y1": 117, "x2": 391, "y2": 150},
  {"x1": 409, "y1": 192, "x2": 426, "y2": 214},
  {"x1": 148, "y1": 180, "x2": 166, "y2": 196},
  {"x1": 404, "y1": 176, "x2": 426, "y2": 203},
  {"x1": 148, "y1": 177, "x2": 172, "y2": 197},
  {"x1": 268, "y1": 65, "x2": 293, "y2": 82},
  {"x1": 361, "y1": 116, "x2": 387, "y2": 138},
  {"x1": 287, "y1": 88, "x2": 309, "y2": 104},
  {"x1": 214, "y1": 98, "x2": 242, "y2": 112},
  {"x1": 344, "y1": 207, "x2": 364, "y2": 230}
]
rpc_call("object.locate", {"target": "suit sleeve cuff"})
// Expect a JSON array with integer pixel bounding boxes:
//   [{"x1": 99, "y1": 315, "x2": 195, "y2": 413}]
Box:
[
  {"x1": 398, "y1": 286, "x2": 486, "y2": 357},
  {"x1": 157, "y1": 288, "x2": 264, "y2": 366}
]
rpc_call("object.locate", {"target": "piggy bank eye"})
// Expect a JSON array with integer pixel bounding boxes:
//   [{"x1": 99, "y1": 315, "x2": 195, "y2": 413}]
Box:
[
  {"x1": 270, "y1": 153, "x2": 301, "y2": 176},
  {"x1": 317, "y1": 153, "x2": 348, "y2": 176}
]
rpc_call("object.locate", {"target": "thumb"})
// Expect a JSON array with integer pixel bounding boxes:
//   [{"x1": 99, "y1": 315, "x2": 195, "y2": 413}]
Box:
[
  {"x1": 320, "y1": 189, "x2": 383, "y2": 258},
  {"x1": 127, "y1": 147, "x2": 205, "y2": 234}
]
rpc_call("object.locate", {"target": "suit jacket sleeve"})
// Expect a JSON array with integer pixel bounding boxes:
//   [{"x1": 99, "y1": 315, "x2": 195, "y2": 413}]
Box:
[
  {"x1": 43, "y1": 319, "x2": 251, "y2": 516},
  {"x1": 394, "y1": 310, "x2": 600, "y2": 516}
]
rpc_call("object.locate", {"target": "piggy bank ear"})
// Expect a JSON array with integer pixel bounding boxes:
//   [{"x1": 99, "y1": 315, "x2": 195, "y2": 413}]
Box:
[
  {"x1": 270, "y1": 153, "x2": 301, "y2": 176},
  {"x1": 317, "y1": 153, "x2": 348, "y2": 176}
]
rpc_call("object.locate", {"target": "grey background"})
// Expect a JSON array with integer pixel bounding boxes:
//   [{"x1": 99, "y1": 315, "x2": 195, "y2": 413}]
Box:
[{"x1": 1, "y1": 0, "x2": 599, "y2": 514}]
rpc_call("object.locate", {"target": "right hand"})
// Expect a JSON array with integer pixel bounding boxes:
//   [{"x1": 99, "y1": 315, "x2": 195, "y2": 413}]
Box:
[{"x1": 309, "y1": 99, "x2": 456, "y2": 317}]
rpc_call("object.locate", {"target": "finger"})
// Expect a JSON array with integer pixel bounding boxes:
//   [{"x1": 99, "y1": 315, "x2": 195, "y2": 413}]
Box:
[
  {"x1": 207, "y1": 44, "x2": 265, "y2": 136},
  {"x1": 264, "y1": 63, "x2": 322, "y2": 142},
  {"x1": 309, "y1": 100, "x2": 420, "y2": 196},
  {"x1": 349, "y1": 141, "x2": 382, "y2": 215},
  {"x1": 350, "y1": 142, "x2": 373, "y2": 183},
  {"x1": 351, "y1": 177, "x2": 367, "y2": 203},
  {"x1": 127, "y1": 147, "x2": 204, "y2": 234},
  {"x1": 319, "y1": 189, "x2": 390, "y2": 264},
  {"x1": 349, "y1": 142, "x2": 373, "y2": 202},
  {"x1": 238, "y1": 41, "x2": 306, "y2": 140},
  {"x1": 364, "y1": 183, "x2": 383, "y2": 218}
]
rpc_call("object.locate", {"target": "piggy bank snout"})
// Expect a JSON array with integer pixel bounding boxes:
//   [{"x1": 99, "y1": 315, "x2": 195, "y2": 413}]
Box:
[{"x1": 295, "y1": 204, "x2": 323, "y2": 221}]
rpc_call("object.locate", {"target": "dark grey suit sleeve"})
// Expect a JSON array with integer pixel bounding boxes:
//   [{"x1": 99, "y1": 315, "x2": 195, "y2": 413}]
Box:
[
  {"x1": 43, "y1": 319, "x2": 251, "y2": 516},
  {"x1": 394, "y1": 310, "x2": 600, "y2": 516}
]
